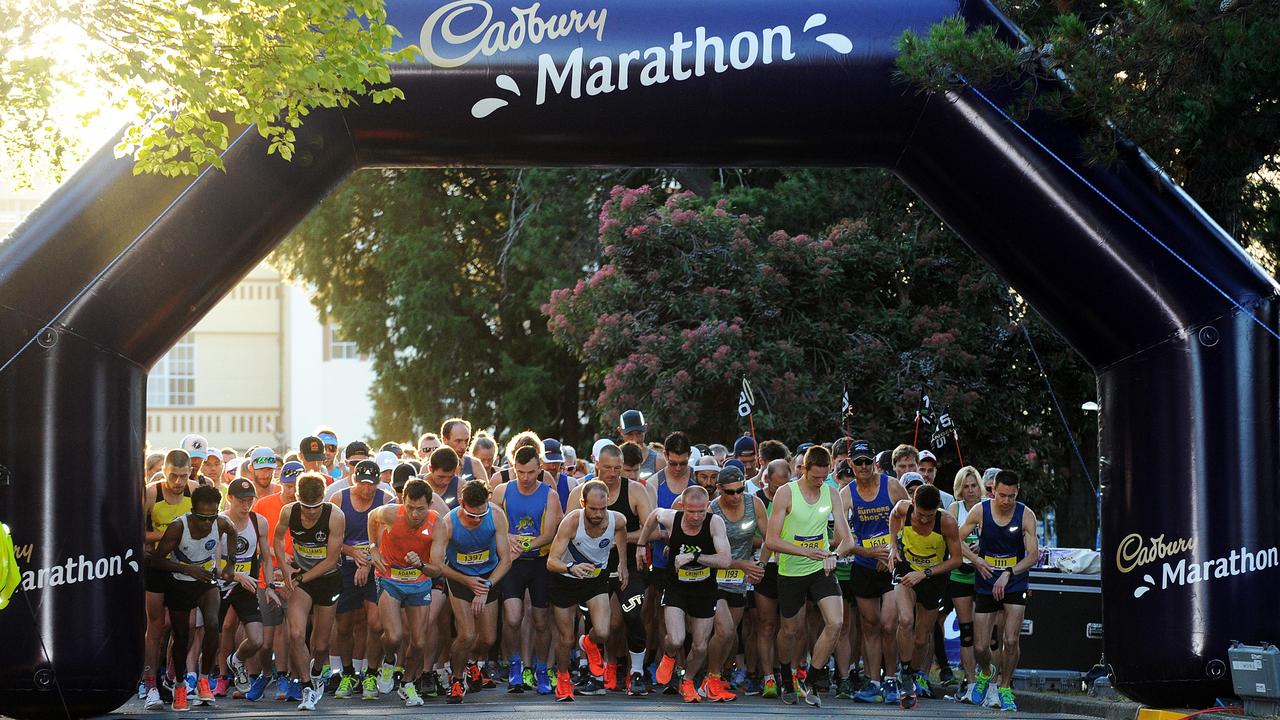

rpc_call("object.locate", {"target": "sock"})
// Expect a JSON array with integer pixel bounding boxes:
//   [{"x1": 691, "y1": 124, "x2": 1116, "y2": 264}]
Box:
[
  {"x1": 344, "y1": 665, "x2": 355, "y2": 678},
  {"x1": 329, "y1": 655, "x2": 342, "y2": 672},
  {"x1": 780, "y1": 663, "x2": 793, "y2": 690},
  {"x1": 354, "y1": 658, "x2": 367, "y2": 675},
  {"x1": 629, "y1": 651, "x2": 645, "y2": 674}
]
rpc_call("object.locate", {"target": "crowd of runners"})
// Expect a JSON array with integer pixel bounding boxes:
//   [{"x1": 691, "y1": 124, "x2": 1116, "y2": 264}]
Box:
[{"x1": 139, "y1": 409, "x2": 1038, "y2": 712}]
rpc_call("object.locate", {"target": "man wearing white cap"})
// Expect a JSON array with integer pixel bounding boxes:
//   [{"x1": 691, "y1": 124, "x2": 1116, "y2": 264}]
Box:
[
  {"x1": 182, "y1": 434, "x2": 211, "y2": 483},
  {"x1": 247, "y1": 448, "x2": 280, "y2": 499}
]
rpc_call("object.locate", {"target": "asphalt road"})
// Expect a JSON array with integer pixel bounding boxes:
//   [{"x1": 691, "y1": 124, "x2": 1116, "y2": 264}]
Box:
[{"x1": 99, "y1": 688, "x2": 1096, "y2": 719}]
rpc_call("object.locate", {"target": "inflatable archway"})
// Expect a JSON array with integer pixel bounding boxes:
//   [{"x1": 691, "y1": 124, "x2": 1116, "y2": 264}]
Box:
[{"x1": 1, "y1": 0, "x2": 1277, "y2": 716}]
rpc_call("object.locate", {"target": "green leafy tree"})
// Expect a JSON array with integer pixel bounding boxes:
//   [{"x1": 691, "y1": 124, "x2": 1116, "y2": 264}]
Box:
[
  {"x1": 1, "y1": 0, "x2": 415, "y2": 184},
  {"x1": 545, "y1": 173, "x2": 1099, "y2": 544},
  {"x1": 897, "y1": 1, "x2": 1280, "y2": 264}
]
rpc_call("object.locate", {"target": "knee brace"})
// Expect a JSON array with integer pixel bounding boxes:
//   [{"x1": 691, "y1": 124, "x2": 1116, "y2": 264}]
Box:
[{"x1": 959, "y1": 622, "x2": 974, "y2": 648}]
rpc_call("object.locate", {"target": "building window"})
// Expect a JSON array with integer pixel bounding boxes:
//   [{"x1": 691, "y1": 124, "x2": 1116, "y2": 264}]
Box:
[
  {"x1": 148, "y1": 333, "x2": 196, "y2": 407},
  {"x1": 328, "y1": 324, "x2": 360, "y2": 361}
]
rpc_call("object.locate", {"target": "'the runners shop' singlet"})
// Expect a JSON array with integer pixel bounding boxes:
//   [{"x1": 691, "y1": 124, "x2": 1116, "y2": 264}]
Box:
[
  {"x1": 559, "y1": 511, "x2": 616, "y2": 579},
  {"x1": 778, "y1": 481, "x2": 833, "y2": 578},
  {"x1": 849, "y1": 476, "x2": 894, "y2": 570},
  {"x1": 170, "y1": 515, "x2": 218, "y2": 583},
  {"x1": 976, "y1": 499, "x2": 1029, "y2": 595},
  {"x1": 376, "y1": 505, "x2": 437, "y2": 588},
  {"x1": 505, "y1": 481, "x2": 552, "y2": 559},
  {"x1": 446, "y1": 506, "x2": 500, "y2": 575},
  {"x1": 899, "y1": 506, "x2": 947, "y2": 572},
  {"x1": 289, "y1": 504, "x2": 337, "y2": 576},
  {"x1": 710, "y1": 497, "x2": 758, "y2": 594},
  {"x1": 667, "y1": 511, "x2": 717, "y2": 591}
]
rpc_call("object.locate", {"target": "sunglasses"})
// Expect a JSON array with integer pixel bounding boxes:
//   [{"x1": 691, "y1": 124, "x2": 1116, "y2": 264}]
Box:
[
  {"x1": 720, "y1": 487, "x2": 747, "y2": 495},
  {"x1": 462, "y1": 506, "x2": 490, "y2": 519},
  {"x1": 191, "y1": 512, "x2": 219, "y2": 521},
  {"x1": 852, "y1": 458, "x2": 874, "y2": 466},
  {"x1": 324, "y1": 445, "x2": 338, "y2": 452},
  {"x1": 667, "y1": 460, "x2": 689, "y2": 467}
]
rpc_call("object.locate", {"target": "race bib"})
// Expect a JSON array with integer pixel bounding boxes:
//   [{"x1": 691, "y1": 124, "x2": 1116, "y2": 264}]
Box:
[
  {"x1": 861, "y1": 533, "x2": 890, "y2": 549},
  {"x1": 457, "y1": 549, "x2": 490, "y2": 566},
  {"x1": 198, "y1": 559, "x2": 215, "y2": 570},
  {"x1": 580, "y1": 565, "x2": 603, "y2": 578},
  {"x1": 390, "y1": 566, "x2": 423, "y2": 582},
  {"x1": 296, "y1": 545, "x2": 326, "y2": 559},
  {"x1": 985, "y1": 554, "x2": 1016, "y2": 569},
  {"x1": 716, "y1": 568, "x2": 746, "y2": 585},
  {"x1": 678, "y1": 565, "x2": 711, "y2": 582},
  {"x1": 793, "y1": 533, "x2": 825, "y2": 551},
  {"x1": 234, "y1": 560, "x2": 253, "y2": 574}
]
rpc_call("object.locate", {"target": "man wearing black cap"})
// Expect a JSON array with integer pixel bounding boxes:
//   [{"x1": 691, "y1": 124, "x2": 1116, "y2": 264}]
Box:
[
  {"x1": 329, "y1": 460, "x2": 394, "y2": 700},
  {"x1": 839, "y1": 440, "x2": 909, "y2": 704},
  {"x1": 324, "y1": 442, "x2": 371, "y2": 501},
  {"x1": 219, "y1": 478, "x2": 280, "y2": 698},
  {"x1": 619, "y1": 410, "x2": 664, "y2": 475},
  {"x1": 300, "y1": 436, "x2": 328, "y2": 474},
  {"x1": 732, "y1": 436, "x2": 758, "y2": 479}
]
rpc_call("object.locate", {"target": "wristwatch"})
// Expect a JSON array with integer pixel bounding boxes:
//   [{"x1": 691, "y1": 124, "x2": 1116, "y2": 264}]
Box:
[
  {"x1": 566, "y1": 562, "x2": 576, "y2": 573},
  {"x1": 923, "y1": 567, "x2": 933, "y2": 579}
]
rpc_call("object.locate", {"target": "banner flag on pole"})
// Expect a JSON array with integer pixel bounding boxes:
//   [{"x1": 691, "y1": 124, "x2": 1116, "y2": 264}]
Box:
[{"x1": 738, "y1": 378, "x2": 756, "y2": 418}]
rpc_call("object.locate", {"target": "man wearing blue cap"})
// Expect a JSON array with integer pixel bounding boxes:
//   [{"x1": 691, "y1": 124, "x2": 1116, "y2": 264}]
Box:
[{"x1": 315, "y1": 427, "x2": 343, "y2": 482}]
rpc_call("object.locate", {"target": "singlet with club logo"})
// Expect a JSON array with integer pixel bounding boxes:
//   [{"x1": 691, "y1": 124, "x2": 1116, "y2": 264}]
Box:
[
  {"x1": 170, "y1": 514, "x2": 219, "y2": 583},
  {"x1": 559, "y1": 510, "x2": 616, "y2": 579},
  {"x1": 898, "y1": 505, "x2": 947, "y2": 572},
  {"x1": 666, "y1": 511, "x2": 716, "y2": 589},
  {"x1": 218, "y1": 511, "x2": 262, "y2": 591},
  {"x1": 505, "y1": 480, "x2": 552, "y2": 559},
  {"x1": 976, "y1": 499, "x2": 1029, "y2": 594},
  {"x1": 289, "y1": 503, "x2": 336, "y2": 576},
  {"x1": 446, "y1": 506, "x2": 500, "y2": 575},
  {"x1": 848, "y1": 475, "x2": 894, "y2": 570}
]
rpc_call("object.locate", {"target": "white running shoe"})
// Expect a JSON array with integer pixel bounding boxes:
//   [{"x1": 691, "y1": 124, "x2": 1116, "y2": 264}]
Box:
[
  {"x1": 297, "y1": 687, "x2": 318, "y2": 711},
  {"x1": 984, "y1": 682, "x2": 1001, "y2": 708},
  {"x1": 144, "y1": 687, "x2": 163, "y2": 710}
]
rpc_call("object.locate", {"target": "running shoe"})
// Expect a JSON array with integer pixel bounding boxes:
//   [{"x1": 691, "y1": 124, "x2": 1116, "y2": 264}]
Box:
[
  {"x1": 377, "y1": 665, "x2": 398, "y2": 695},
  {"x1": 835, "y1": 676, "x2": 854, "y2": 699},
  {"x1": 334, "y1": 674, "x2": 356, "y2": 699},
  {"x1": 883, "y1": 677, "x2": 900, "y2": 704},
  {"x1": 325, "y1": 671, "x2": 343, "y2": 695},
  {"x1": 656, "y1": 654, "x2": 677, "y2": 686},
  {"x1": 701, "y1": 675, "x2": 737, "y2": 702},
  {"x1": 730, "y1": 668, "x2": 748, "y2": 692},
  {"x1": 535, "y1": 665, "x2": 552, "y2": 695},
  {"x1": 144, "y1": 687, "x2": 164, "y2": 711},
  {"x1": 914, "y1": 670, "x2": 934, "y2": 698},
  {"x1": 213, "y1": 676, "x2": 231, "y2": 698},
  {"x1": 361, "y1": 673, "x2": 378, "y2": 700},
  {"x1": 172, "y1": 681, "x2": 189, "y2": 712},
  {"x1": 481, "y1": 664, "x2": 498, "y2": 688},
  {"x1": 422, "y1": 670, "x2": 441, "y2": 698},
  {"x1": 969, "y1": 669, "x2": 991, "y2": 705},
  {"x1": 809, "y1": 666, "x2": 830, "y2": 693},
  {"x1": 466, "y1": 662, "x2": 484, "y2": 692},
  {"x1": 195, "y1": 676, "x2": 216, "y2": 705},
  {"x1": 628, "y1": 671, "x2": 648, "y2": 696},
  {"x1": 404, "y1": 682, "x2": 425, "y2": 707},
  {"x1": 447, "y1": 677, "x2": 466, "y2": 704},
  {"x1": 761, "y1": 675, "x2": 778, "y2": 698},
  {"x1": 853, "y1": 681, "x2": 884, "y2": 703},
  {"x1": 286, "y1": 678, "x2": 303, "y2": 702},
  {"x1": 576, "y1": 676, "x2": 607, "y2": 695},
  {"x1": 523, "y1": 666, "x2": 535, "y2": 691},
  {"x1": 158, "y1": 674, "x2": 174, "y2": 704},
  {"x1": 137, "y1": 681, "x2": 147, "y2": 700},
  {"x1": 745, "y1": 674, "x2": 763, "y2": 696},
  {"x1": 999, "y1": 686, "x2": 1018, "y2": 711},
  {"x1": 246, "y1": 674, "x2": 269, "y2": 702},
  {"x1": 228, "y1": 653, "x2": 251, "y2": 693},
  {"x1": 579, "y1": 635, "x2": 605, "y2": 677},
  {"x1": 603, "y1": 662, "x2": 619, "y2": 691},
  {"x1": 296, "y1": 687, "x2": 314, "y2": 711},
  {"x1": 950, "y1": 679, "x2": 971, "y2": 703},
  {"x1": 555, "y1": 671, "x2": 575, "y2": 702},
  {"x1": 680, "y1": 679, "x2": 701, "y2": 703},
  {"x1": 275, "y1": 675, "x2": 289, "y2": 701},
  {"x1": 508, "y1": 657, "x2": 525, "y2": 693},
  {"x1": 799, "y1": 677, "x2": 821, "y2": 707},
  {"x1": 779, "y1": 681, "x2": 797, "y2": 705},
  {"x1": 938, "y1": 665, "x2": 955, "y2": 685}
]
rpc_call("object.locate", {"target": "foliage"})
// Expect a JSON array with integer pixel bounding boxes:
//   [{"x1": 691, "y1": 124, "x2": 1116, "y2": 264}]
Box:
[
  {"x1": 543, "y1": 173, "x2": 1096, "y2": 525},
  {"x1": 896, "y1": 0, "x2": 1280, "y2": 261},
  {"x1": 1, "y1": 0, "x2": 415, "y2": 184},
  {"x1": 271, "y1": 168, "x2": 660, "y2": 443}
]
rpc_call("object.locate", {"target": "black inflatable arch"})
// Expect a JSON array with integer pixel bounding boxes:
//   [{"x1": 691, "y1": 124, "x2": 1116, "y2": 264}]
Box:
[{"x1": 1, "y1": 0, "x2": 1277, "y2": 716}]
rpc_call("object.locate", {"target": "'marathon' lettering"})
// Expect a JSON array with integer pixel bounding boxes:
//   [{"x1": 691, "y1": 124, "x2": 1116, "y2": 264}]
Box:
[{"x1": 1161, "y1": 545, "x2": 1279, "y2": 588}]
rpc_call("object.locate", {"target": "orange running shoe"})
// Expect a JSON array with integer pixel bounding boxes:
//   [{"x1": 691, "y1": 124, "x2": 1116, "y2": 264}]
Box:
[
  {"x1": 680, "y1": 678, "x2": 701, "y2": 703},
  {"x1": 703, "y1": 675, "x2": 737, "y2": 702},
  {"x1": 466, "y1": 662, "x2": 483, "y2": 691},
  {"x1": 172, "y1": 682, "x2": 189, "y2": 712},
  {"x1": 603, "y1": 662, "x2": 619, "y2": 691},
  {"x1": 579, "y1": 635, "x2": 605, "y2": 677},
  {"x1": 555, "y1": 671, "x2": 575, "y2": 702},
  {"x1": 656, "y1": 654, "x2": 677, "y2": 686},
  {"x1": 447, "y1": 677, "x2": 466, "y2": 704},
  {"x1": 195, "y1": 676, "x2": 215, "y2": 705}
]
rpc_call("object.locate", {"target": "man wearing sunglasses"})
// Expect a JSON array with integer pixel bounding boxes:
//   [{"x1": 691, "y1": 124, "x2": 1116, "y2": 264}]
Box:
[
  {"x1": 148, "y1": 484, "x2": 239, "y2": 711},
  {"x1": 315, "y1": 428, "x2": 343, "y2": 482},
  {"x1": 643, "y1": 432, "x2": 694, "y2": 667},
  {"x1": 273, "y1": 472, "x2": 346, "y2": 711},
  {"x1": 706, "y1": 465, "x2": 767, "y2": 701},
  {"x1": 838, "y1": 440, "x2": 909, "y2": 704},
  {"x1": 430, "y1": 479, "x2": 514, "y2": 704}
]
